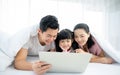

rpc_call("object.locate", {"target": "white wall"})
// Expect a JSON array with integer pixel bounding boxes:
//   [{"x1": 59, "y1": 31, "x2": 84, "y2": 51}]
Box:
[
  {"x1": 107, "y1": 11, "x2": 120, "y2": 50},
  {"x1": 0, "y1": 0, "x2": 106, "y2": 38},
  {"x1": 0, "y1": 0, "x2": 30, "y2": 36},
  {"x1": 1, "y1": 0, "x2": 120, "y2": 51}
]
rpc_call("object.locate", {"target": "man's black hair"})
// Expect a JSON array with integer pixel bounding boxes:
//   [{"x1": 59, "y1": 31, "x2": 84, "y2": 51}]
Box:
[{"x1": 39, "y1": 15, "x2": 59, "y2": 32}]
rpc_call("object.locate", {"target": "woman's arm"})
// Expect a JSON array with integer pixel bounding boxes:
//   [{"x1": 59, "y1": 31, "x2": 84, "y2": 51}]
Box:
[
  {"x1": 90, "y1": 50, "x2": 113, "y2": 64},
  {"x1": 75, "y1": 49, "x2": 113, "y2": 64}
]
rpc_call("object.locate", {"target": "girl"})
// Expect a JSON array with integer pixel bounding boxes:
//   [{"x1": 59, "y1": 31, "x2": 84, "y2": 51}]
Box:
[{"x1": 55, "y1": 29, "x2": 74, "y2": 52}]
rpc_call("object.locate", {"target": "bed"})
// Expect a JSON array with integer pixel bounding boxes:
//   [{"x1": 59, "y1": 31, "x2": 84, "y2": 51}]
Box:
[
  {"x1": 0, "y1": 56, "x2": 120, "y2": 75},
  {"x1": 0, "y1": 26, "x2": 120, "y2": 75}
]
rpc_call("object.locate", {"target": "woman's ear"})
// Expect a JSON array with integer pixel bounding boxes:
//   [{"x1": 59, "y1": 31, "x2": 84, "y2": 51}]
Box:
[{"x1": 88, "y1": 32, "x2": 90, "y2": 38}]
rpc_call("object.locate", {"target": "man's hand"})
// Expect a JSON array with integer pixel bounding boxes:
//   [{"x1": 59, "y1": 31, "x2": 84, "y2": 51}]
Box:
[{"x1": 32, "y1": 61, "x2": 51, "y2": 75}]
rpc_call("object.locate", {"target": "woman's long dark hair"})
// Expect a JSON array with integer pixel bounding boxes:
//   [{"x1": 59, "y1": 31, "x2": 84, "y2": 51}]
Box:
[
  {"x1": 72, "y1": 23, "x2": 94, "y2": 50},
  {"x1": 55, "y1": 29, "x2": 73, "y2": 52}
]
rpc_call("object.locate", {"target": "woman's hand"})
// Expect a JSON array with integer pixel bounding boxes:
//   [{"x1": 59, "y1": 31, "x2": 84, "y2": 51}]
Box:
[
  {"x1": 100, "y1": 57, "x2": 113, "y2": 64},
  {"x1": 91, "y1": 55, "x2": 113, "y2": 64},
  {"x1": 32, "y1": 61, "x2": 51, "y2": 75},
  {"x1": 75, "y1": 49, "x2": 86, "y2": 53}
]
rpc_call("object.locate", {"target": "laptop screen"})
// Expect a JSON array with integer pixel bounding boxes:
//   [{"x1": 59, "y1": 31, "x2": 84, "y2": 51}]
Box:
[{"x1": 39, "y1": 52, "x2": 92, "y2": 73}]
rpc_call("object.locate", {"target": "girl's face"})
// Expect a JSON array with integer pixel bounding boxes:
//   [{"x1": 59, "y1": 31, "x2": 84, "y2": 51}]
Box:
[
  {"x1": 74, "y1": 29, "x2": 90, "y2": 47},
  {"x1": 59, "y1": 39, "x2": 72, "y2": 51}
]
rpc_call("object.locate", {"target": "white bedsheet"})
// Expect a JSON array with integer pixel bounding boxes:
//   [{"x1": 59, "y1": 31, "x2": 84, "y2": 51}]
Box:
[{"x1": 0, "y1": 56, "x2": 120, "y2": 75}]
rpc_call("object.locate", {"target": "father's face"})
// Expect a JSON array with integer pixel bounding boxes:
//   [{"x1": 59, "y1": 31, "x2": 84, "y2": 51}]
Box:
[{"x1": 38, "y1": 28, "x2": 58, "y2": 45}]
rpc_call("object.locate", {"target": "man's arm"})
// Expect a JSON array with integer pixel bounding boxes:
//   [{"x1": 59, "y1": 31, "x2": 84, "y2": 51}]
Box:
[
  {"x1": 14, "y1": 48, "x2": 52, "y2": 75},
  {"x1": 14, "y1": 48, "x2": 33, "y2": 70}
]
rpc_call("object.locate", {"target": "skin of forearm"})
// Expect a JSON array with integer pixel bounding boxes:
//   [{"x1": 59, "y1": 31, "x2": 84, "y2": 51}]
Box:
[
  {"x1": 14, "y1": 60, "x2": 33, "y2": 70},
  {"x1": 90, "y1": 50, "x2": 105, "y2": 63},
  {"x1": 90, "y1": 54, "x2": 113, "y2": 64},
  {"x1": 90, "y1": 55, "x2": 102, "y2": 63}
]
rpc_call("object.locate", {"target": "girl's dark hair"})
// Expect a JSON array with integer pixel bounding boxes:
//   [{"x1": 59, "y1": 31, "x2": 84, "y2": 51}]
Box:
[
  {"x1": 72, "y1": 23, "x2": 94, "y2": 50},
  {"x1": 55, "y1": 29, "x2": 73, "y2": 52}
]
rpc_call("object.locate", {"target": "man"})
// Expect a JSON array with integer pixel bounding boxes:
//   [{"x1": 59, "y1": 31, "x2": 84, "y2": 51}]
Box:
[{"x1": 14, "y1": 15, "x2": 59, "y2": 75}]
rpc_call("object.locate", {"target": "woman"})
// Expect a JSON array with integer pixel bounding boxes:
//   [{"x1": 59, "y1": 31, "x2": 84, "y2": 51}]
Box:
[{"x1": 72, "y1": 23, "x2": 113, "y2": 64}]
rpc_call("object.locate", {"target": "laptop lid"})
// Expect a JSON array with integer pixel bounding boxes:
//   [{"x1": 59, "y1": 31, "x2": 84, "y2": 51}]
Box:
[{"x1": 39, "y1": 52, "x2": 92, "y2": 73}]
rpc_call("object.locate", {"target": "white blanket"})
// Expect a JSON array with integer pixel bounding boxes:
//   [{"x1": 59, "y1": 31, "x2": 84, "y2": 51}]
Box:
[
  {"x1": 0, "y1": 25, "x2": 38, "y2": 71},
  {"x1": 0, "y1": 31, "x2": 13, "y2": 71},
  {"x1": 92, "y1": 32, "x2": 120, "y2": 63},
  {"x1": 0, "y1": 24, "x2": 120, "y2": 71}
]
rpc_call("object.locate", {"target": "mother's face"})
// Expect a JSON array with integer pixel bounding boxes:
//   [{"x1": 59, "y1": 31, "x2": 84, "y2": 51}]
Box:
[{"x1": 74, "y1": 29, "x2": 90, "y2": 47}]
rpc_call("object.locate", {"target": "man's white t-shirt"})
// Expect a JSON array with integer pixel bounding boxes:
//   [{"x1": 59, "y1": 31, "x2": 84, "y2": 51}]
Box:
[{"x1": 22, "y1": 34, "x2": 55, "y2": 55}]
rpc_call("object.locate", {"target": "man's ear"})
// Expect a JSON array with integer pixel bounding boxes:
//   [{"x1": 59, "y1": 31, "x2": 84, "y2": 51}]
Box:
[
  {"x1": 38, "y1": 29, "x2": 42, "y2": 34},
  {"x1": 38, "y1": 29, "x2": 42, "y2": 35}
]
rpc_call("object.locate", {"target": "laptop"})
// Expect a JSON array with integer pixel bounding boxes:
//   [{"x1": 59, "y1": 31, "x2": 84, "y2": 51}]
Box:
[{"x1": 39, "y1": 52, "x2": 92, "y2": 73}]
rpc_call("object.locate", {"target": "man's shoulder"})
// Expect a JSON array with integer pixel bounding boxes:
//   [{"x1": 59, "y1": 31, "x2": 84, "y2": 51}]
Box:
[
  {"x1": 30, "y1": 24, "x2": 39, "y2": 36},
  {"x1": 29, "y1": 34, "x2": 38, "y2": 43}
]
